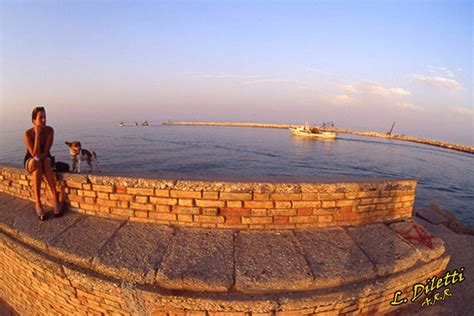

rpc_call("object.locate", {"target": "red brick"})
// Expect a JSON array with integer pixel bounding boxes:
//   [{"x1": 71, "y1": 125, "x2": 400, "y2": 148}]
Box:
[
  {"x1": 92, "y1": 185, "x2": 114, "y2": 193},
  {"x1": 225, "y1": 216, "x2": 242, "y2": 224},
  {"x1": 275, "y1": 201, "x2": 292, "y2": 208},
  {"x1": 321, "y1": 201, "x2": 336, "y2": 208},
  {"x1": 203, "y1": 191, "x2": 219, "y2": 199},
  {"x1": 116, "y1": 185, "x2": 127, "y2": 194},
  {"x1": 297, "y1": 208, "x2": 313, "y2": 215},
  {"x1": 289, "y1": 216, "x2": 318, "y2": 223},
  {"x1": 127, "y1": 187, "x2": 154, "y2": 195},
  {"x1": 318, "y1": 215, "x2": 334, "y2": 222},
  {"x1": 400, "y1": 195, "x2": 415, "y2": 202},
  {"x1": 251, "y1": 209, "x2": 267, "y2": 216},
  {"x1": 202, "y1": 208, "x2": 219, "y2": 215},
  {"x1": 149, "y1": 212, "x2": 176, "y2": 221},
  {"x1": 134, "y1": 210, "x2": 148, "y2": 218},
  {"x1": 339, "y1": 206, "x2": 354, "y2": 213},
  {"x1": 67, "y1": 195, "x2": 84, "y2": 203},
  {"x1": 82, "y1": 190, "x2": 97, "y2": 198},
  {"x1": 96, "y1": 192, "x2": 109, "y2": 199},
  {"x1": 195, "y1": 200, "x2": 225, "y2": 207},
  {"x1": 177, "y1": 214, "x2": 193, "y2": 222},
  {"x1": 334, "y1": 213, "x2": 359, "y2": 221},
  {"x1": 130, "y1": 202, "x2": 154, "y2": 211},
  {"x1": 170, "y1": 190, "x2": 202, "y2": 199},
  {"x1": 221, "y1": 192, "x2": 252, "y2": 200},
  {"x1": 84, "y1": 197, "x2": 96, "y2": 204},
  {"x1": 242, "y1": 217, "x2": 272, "y2": 224},
  {"x1": 253, "y1": 193, "x2": 270, "y2": 200},
  {"x1": 274, "y1": 216, "x2": 289, "y2": 224},
  {"x1": 96, "y1": 198, "x2": 117, "y2": 207},
  {"x1": 194, "y1": 215, "x2": 225, "y2": 223},
  {"x1": 79, "y1": 203, "x2": 100, "y2": 212},
  {"x1": 156, "y1": 205, "x2": 171, "y2": 212},
  {"x1": 118, "y1": 201, "x2": 129, "y2": 208},
  {"x1": 135, "y1": 195, "x2": 149, "y2": 203},
  {"x1": 357, "y1": 205, "x2": 377, "y2": 212},
  {"x1": 150, "y1": 197, "x2": 178, "y2": 205},
  {"x1": 319, "y1": 193, "x2": 345, "y2": 200},
  {"x1": 110, "y1": 208, "x2": 134, "y2": 217},
  {"x1": 244, "y1": 201, "x2": 274, "y2": 208},
  {"x1": 172, "y1": 206, "x2": 201, "y2": 215},
  {"x1": 301, "y1": 193, "x2": 318, "y2": 200},
  {"x1": 226, "y1": 200, "x2": 243, "y2": 208},
  {"x1": 336, "y1": 200, "x2": 356, "y2": 207},
  {"x1": 292, "y1": 201, "x2": 321, "y2": 208},
  {"x1": 267, "y1": 209, "x2": 297, "y2": 216},
  {"x1": 220, "y1": 208, "x2": 251, "y2": 216},
  {"x1": 155, "y1": 189, "x2": 170, "y2": 197},
  {"x1": 109, "y1": 194, "x2": 134, "y2": 201},
  {"x1": 178, "y1": 198, "x2": 194, "y2": 207}
]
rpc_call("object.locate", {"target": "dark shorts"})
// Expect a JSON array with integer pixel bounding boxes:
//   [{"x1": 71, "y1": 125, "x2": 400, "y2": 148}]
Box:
[{"x1": 23, "y1": 155, "x2": 52, "y2": 173}]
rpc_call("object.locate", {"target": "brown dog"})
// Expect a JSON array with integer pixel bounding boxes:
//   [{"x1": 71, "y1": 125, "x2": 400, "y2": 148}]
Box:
[{"x1": 65, "y1": 141, "x2": 100, "y2": 173}]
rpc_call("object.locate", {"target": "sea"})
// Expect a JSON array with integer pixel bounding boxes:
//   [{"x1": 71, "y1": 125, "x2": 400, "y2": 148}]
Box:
[{"x1": 1, "y1": 124, "x2": 473, "y2": 228}]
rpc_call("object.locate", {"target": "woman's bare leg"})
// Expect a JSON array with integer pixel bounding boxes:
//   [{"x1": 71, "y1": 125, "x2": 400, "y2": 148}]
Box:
[
  {"x1": 28, "y1": 159, "x2": 43, "y2": 209},
  {"x1": 42, "y1": 157, "x2": 60, "y2": 209}
]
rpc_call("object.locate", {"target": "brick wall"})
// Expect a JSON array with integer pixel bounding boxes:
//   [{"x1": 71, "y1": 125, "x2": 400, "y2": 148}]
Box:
[{"x1": 0, "y1": 166, "x2": 416, "y2": 229}]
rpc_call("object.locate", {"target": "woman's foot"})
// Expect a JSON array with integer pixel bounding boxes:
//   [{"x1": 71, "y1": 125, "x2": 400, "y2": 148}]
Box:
[
  {"x1": 35, "y1": 205, "x2": 46, "y2": 221},
  {"x1": 53, "y1": 203, "x2": 63, "y2": 218}
]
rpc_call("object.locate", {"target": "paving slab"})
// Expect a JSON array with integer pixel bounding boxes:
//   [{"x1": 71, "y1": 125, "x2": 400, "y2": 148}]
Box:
[
  {"x1": 347, "y1": 223, "x2": 421, "y2": 276},
  {"x1": 49, "y1": 216, "x2": 124, "y2": 268},
  {"x1": 0, "y1": 192, "x2": 19, "y2": 207},
  {"x1": 12, "y1": 210, "x2": 83, "y2": 252},
  {"x1": 156, "y1": 227, "x2": 234, "y2": 292},
  {"x1": 295, "y1": 227, "x2": 376, "y2": 289},
  {"x1": 0, "y1": 196, "x2": 32, "y2": 229},
  {"x1": 93, "y1": 221, "x2": 174, "y2": 283},
  {"x1": 235, "y1": 230, "x2": 313, "y2": 293},
  {"x1": 415, "y1": 207, "x2": 449, "y2": 225},
  {"x1": 389, "y1": 220, "x2": 445, "y2": 262}
]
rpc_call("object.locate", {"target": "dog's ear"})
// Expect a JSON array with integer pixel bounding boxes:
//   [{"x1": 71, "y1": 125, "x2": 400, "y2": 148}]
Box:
[
  {"x1": 65, "y1": 141, "x2": 70, "y2": 146},
  {"x1": 78, "y1": 142, "x2": 82, "y2": 147}
]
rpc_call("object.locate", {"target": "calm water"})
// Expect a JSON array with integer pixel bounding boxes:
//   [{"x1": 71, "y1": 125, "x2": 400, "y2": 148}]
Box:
[{"x1": 1, "y1": 125, "x2": 473, "y2": 227}]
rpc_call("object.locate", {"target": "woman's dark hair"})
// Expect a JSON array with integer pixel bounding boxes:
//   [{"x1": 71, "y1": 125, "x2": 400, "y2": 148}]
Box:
[{"x1": 31, "y1": 106, "x2": 45, "y2": 121}]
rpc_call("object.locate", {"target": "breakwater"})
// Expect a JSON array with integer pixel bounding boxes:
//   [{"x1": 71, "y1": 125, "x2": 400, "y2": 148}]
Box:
[
  {"x1": 0, "y1": 165, "x2": 450, "y2": 315},
  {"x1": 162, "y1": 121, "x2": 474, "y2": 154}
]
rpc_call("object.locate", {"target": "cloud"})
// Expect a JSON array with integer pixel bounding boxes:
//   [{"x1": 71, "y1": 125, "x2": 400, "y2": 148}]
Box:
[
  {"x1": 396, "y1": 102, "x2": 424, "y2": 111},
  {"x1": 452, "y1": 106, "x2": 474, "y2": 116},
  {"x1": 198, "y1": 74, "x2": 263, "y2": 80},
  {"x1": 410, "y1": 74, "x2": 463, "y2": 90},
  {"x1": 343, "y1": 81, "x2": 411, "y2": 97},
  {"x1": 327, "y1": 80, "x2": 422, "y2": 110},
  {"x1": 242, "y1": 78, "x2": 306, "y2": 85},
  {"x1": 333, "y1": 94, "x2": 352, "y2": 104},
  {"x1": 427, "y1": 65, "x2": 456, "y2": 78}
]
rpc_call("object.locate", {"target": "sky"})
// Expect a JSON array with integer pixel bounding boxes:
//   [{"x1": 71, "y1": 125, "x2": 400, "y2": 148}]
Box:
[{"x1": 1, "y1": 0, "x2": 473, "y2": 145}]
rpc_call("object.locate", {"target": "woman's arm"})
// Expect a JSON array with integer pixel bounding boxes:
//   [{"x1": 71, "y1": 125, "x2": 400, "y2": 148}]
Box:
[
  {"x1": 39, "y1": 127, "x2": 54, "y2": 160},
  {"x1": 23, "y1": 129, "x2": 41, "y2": 157}
]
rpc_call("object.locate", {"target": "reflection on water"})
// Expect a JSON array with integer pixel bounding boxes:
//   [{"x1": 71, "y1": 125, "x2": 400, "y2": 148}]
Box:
[{"x1": 1, "y1": 125, "x2": 473, "y2": 227}]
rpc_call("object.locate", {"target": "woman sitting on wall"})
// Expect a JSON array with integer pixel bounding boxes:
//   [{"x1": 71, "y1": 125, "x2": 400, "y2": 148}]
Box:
[{"x1": 23, "y1": 106, "x2": 62, "y2": 220}]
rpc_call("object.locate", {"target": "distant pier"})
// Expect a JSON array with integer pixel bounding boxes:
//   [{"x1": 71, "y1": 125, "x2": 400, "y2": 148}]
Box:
[{"x1": 162, "y1": 121, "x2": 474, "y2": 154}]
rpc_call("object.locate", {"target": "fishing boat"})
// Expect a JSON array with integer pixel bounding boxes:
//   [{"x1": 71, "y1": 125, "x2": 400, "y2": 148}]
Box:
[{"x1": 289, "y1": 125, "x2": 337, "y2": 139}]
